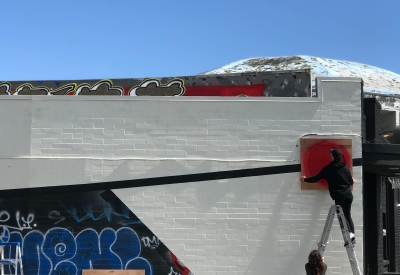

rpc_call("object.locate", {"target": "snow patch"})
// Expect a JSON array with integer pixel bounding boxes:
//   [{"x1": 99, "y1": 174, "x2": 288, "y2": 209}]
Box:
[{"x1": 201, "y1": 55, "x2": 400, "y2": 96}]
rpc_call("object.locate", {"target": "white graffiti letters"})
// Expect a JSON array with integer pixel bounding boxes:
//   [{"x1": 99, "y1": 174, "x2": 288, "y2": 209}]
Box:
[
  {"x1": 48, "y1": 211, "x2": 66, "y2": 225},
  {"x1": 0, "y1": 211, "x2": 34, "y2": 231},
  {"x1": 168, "y1": 267, "x2": 180, "y2": 275},
  {"x1": 141, "y1": 236, "x2": 159, "y2": 249}
]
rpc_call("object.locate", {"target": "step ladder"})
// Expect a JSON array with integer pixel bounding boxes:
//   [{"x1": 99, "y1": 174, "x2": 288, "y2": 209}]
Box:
[
  {"x1": 0, "y1": 242, "x2": 23, "y2": 275},
  {"x1": 317, "y1": 205, "x2": 361, "y2": 275}
]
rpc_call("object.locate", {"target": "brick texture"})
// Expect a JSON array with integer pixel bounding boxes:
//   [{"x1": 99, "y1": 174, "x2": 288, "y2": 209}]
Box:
[{"x1": 0, "y1": 77, "x2": 363, "y2": 275}]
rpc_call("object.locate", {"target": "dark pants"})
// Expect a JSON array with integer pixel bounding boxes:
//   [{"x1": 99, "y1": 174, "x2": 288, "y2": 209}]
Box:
[{"x1": 335, "y1": 197, "x2": 355, "y2": 234}]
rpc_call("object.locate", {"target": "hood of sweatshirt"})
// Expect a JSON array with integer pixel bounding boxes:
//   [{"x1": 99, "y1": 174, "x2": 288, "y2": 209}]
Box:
[{"x1": 330, "y1": 161, "x2": 346, "y2": 168}]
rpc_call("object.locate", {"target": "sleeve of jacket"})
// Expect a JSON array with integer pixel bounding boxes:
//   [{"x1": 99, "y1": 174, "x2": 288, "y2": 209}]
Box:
[
  {"x1": 304, "y1": 166, "x2": 326, "y2": 183},
  {"x1": 347, "y1": 167, "x2": 354, "y2": 185}
]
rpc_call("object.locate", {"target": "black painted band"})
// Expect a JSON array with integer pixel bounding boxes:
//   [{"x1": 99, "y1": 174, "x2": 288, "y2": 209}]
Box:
[{"x1": 0, "y1": 158, "x2": 362, "y2": 198}]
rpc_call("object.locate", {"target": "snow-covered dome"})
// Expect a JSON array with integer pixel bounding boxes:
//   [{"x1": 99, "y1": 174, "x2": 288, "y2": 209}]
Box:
[{"x1": 201, "y1": 56, "x2": 400, "y2": 97}]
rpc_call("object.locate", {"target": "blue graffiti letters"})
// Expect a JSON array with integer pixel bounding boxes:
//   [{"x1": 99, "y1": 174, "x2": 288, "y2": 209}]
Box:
[{"x1": 17, "y1": 227, "x2": 151, "y2": 275}]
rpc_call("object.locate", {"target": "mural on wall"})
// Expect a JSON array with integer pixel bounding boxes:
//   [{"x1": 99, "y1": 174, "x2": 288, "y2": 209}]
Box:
[
  {"x1": 0, "y1": 70, "x2": 312, "y2": 97},
  {"x1": 300, "y1": 138, "x2": 353, "y2": 190},
  {"x1": 13, "y1": 83, "x2": 76, "y2": 96},
  {"x1": 130, "y1": 79, "x2": 185, "y2": 96},
  {"x1": 0, "y1": 190, "x2": 191, "y2": 275}
]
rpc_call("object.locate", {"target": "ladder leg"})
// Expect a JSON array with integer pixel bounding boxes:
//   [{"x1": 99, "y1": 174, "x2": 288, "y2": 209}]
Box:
[
  {"x1": 18, "y1": 246, "x2": 23, "y2": 275},
  {"x1": 336, "y1": 205, "x2": 362, "y2": 275},
  {"x1": 317, "y1": 205, "x2": 337, "y2": 255},
  {"x1": 1, "y1": 245, "x2": 4, "y2": 275},
  {"x1": 15, "y1": 245, "x2": 18, "y2": 275}
]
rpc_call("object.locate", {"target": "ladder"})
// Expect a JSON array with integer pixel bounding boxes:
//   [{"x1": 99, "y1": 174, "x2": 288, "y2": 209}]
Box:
[{"x1": 317, "y1": 205, "x2": 361, "y2": 275}]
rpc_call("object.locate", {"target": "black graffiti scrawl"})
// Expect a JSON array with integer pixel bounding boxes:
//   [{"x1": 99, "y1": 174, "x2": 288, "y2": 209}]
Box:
[{"x1": 0, "y1": 190, "x2": 191, "y2": 275}]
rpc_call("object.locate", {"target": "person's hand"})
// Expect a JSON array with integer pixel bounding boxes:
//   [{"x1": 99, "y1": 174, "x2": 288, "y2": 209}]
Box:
[{"x1": 300, "y1": 176, "x2": 306, "y2": 183}]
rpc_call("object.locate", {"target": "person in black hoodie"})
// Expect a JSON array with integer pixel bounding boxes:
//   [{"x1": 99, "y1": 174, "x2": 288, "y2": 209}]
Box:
[{"x1": 301, "y1": 149, "x2": 355, "y2": 244}]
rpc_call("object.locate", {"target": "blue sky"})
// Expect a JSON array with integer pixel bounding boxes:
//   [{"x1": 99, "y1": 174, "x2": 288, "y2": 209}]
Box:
[{"x1": 1, "y1": 0, "x2": 399, "y2": 81}]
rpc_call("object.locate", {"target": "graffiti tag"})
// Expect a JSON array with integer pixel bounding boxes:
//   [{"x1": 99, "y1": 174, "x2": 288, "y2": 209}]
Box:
[
  {"x1": 141, "y1": 236, "x2": 160, "y2": 249},
  {"x1": 0, "y1": 211, "x2": 34, "y2": 231},
  {"x1": 48, "y1": 211, "x2": 66, "y2": 225}
]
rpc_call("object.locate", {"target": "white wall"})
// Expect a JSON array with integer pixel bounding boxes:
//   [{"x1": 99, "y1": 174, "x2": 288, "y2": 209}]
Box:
[{"x1": 0, "y1": 77, "x2": 363, "y2": 275}]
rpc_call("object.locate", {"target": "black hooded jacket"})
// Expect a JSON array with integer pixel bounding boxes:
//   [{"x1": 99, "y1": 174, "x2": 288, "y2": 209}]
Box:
[{"x1": 304, "y1": 161, "x2": 353, "y2": 200}]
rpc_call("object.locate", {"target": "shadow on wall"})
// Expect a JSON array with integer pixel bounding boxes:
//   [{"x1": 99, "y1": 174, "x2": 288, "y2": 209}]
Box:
[
  {"x1": 109, "y1": 160, "x2": 330, "y2": 275},
  {"x1": 238, "y1": 178, "x2": 328, "y2": 275}
]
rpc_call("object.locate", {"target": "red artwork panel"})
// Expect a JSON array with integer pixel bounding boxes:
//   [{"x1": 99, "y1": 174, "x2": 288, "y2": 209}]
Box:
[{"x1": 300, "y1": 138, "x2": 353, "y2": 190}]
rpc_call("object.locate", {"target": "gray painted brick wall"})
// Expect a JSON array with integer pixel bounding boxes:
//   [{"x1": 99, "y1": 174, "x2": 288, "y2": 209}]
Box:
[{"x1": 0, "y1": 77, "x2": 363, "y2": 275}]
